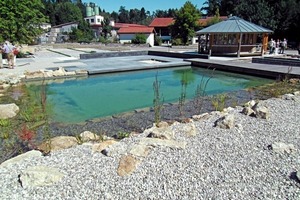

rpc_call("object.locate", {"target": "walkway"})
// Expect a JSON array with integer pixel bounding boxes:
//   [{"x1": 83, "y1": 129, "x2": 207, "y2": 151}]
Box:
[{"x1": 186, "y1": 56, "x2": 300, "y2": 79}]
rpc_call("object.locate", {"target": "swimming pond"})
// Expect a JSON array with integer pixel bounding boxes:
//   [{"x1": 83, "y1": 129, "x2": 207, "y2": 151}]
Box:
[{"x1": 26, "y1": 66, "x2": 273, "y2": 123}]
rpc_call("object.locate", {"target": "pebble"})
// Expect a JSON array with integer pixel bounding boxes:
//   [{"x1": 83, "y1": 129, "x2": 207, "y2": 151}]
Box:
[{"x1": 0, "y1": 96, "x2": 300, "y2": 199}]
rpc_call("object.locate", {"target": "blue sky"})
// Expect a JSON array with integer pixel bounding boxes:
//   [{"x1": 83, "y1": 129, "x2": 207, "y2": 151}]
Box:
[{"x1": 82, "y1": 0, "x2": 206, "y2": 13}]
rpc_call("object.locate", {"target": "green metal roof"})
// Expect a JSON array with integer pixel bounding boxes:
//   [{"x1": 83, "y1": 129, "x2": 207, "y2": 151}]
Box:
[{"x1": 196, "y1": 16, "x2": 273, "y2": 34}]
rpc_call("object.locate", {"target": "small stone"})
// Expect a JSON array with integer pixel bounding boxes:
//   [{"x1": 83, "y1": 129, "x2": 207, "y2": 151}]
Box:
[
  {"x1": 271, "y1": 142, "x2": 296, "y2": 154},
  {"x1": 117, "y1": 155, "x2": 141, "y2": 176},
  {"x1": 92, "y1": 140, "x2": 117, "y2": 153},
  {"x1": 214, "y1": 114, "x2": 235, "y2": 129}
]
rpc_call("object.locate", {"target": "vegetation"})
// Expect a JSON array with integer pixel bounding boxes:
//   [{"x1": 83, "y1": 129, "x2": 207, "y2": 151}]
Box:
[
  {"x1": 0, "y1": 0, "x2": 47, "y2": 44},
  {"x1": 0, "y1": 83, "x2": 51, "y2": 163},
  {"x1": 153, "y1": 73, "x2": 164, "y2": 126},
  {"x1": 132, "y1": 34, "x2": 147, "y2": 44},
  {"x1": 171, "y1": 1, "x2": 201, "y2": 45}
]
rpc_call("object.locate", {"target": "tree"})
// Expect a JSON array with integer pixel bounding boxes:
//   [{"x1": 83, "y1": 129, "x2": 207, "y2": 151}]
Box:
[
  {"x1": 54, "y1": 2, "x2": 83, "y2": 25},
  {"x1": 234, "y1": 0, "x2": 276, "y2": 30},
  {"x1": 101, "y1": 18, "x2": 112, "y2": 39},
  {"x1": 0, "y1": 0, "x2": 47, "y2": 44},
  {"x1": 118, "y1": 6, "x2": 129, "y2": 23},
  {"x1": 171, "y1": 1, "x2": 201, "y2": 44},
  {"x1": 201, "y1": 0, "x2": 221, "y2": 16}
]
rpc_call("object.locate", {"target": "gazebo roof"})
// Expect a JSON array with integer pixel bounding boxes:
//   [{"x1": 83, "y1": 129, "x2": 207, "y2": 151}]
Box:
[{"x1": 196, "y1": 16, "x2": 273, "y2": 34}]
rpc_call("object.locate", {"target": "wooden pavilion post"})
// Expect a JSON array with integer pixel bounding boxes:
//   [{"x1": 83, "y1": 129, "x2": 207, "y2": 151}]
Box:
[
  {"x1": 261, "y1": 33, "x2": 269, "y2": 56},
  {"x1": 209, "y1": 34, "x2": 213, "y2": 56},
  {"x1": 237, "y1": 33, "x2": 242, "y2": 57}
]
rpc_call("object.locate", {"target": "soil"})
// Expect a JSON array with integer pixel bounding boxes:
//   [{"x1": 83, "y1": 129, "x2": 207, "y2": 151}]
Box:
[{"x1": 40, "y1": 90, "x2": 260, "y2": 140}]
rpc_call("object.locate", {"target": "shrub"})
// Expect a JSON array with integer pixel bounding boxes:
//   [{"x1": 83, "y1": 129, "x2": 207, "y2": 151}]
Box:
[
  {"x1": 154, "y1": 35, "x2": 162, "y2": 46},
  {"x1": 132, "y1": 34, "x2": 147, "y2": 44},
  {"x1": 171, "y1": 38, "x2": 183, "y2": 46}
]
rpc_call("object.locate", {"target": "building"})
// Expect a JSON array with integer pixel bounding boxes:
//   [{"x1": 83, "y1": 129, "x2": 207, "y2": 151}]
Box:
[
  {"x1": 149, "y1": 18, "x2": 174, "y2": 42},
  {"x1": 118, "y1": 27, "x2": 155, "y2": 47},
  {"x1": 47, "y1": 21, "x2": 79, "y2": 43},
  {"x1": 196, "y1": 16, "x2": 273, "y2": 57}
]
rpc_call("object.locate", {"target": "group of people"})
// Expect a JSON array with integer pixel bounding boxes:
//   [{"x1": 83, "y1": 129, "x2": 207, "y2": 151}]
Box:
[
  {"x1": 269, "y1": 38, "x2": 287, "y2": 55},
  {"x1": 0, "y1": 41, "x2": 17, "y2": 69}
]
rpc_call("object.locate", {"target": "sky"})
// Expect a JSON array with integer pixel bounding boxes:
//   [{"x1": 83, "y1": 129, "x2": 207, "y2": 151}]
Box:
[{"x1": 82, "y1": 0, "x2": 206, "y2": 13}]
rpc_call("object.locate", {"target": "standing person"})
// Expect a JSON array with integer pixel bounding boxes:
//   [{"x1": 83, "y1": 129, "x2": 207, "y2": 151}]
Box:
[
  {"x1": 269, "y1": 38, "x2": 275, "y2": 54},
  {"x1": 3, "y1": 41, "x2": 15, "y2": 69},
  {"x1": 275, "y1": 39, "x2": 280, "y2": 54},
  {"x1": 0, "y1": 43, "x2": 3, "y2": 69},
  {"x1": 280, "y1": 38, "x2": 287, "y2": 54}
]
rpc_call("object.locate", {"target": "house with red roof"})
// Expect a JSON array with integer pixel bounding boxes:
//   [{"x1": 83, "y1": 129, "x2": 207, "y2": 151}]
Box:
[
  {"x1": 149, "y1": 18, "x2": 174, "y2": 42},
  {"x1": 118, "y1": 26, "x2": 156, "y2": 46},
  {"x1": 149, "y1": 16, "x2": 228, "y2": 44}
]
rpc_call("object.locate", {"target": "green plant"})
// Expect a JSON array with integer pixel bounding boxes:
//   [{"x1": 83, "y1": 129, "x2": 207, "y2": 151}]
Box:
[
  {"x1": 194, "y1": 70, "x2": 214, "y2": 113},
  {"x1": 0, "y1": 119, "x2": 11, "y2": 127},
  {"x1": 132, "y1": 34, "x2": 147, "y2": 44},
  {"x1": 211, "y1": 93, "x2": 228, "y2": 111},
  {"x1": 117, "y1": 131, "x2": 130, "y2": 139},
  {"x1": 154, "y1": 35, "x2": 162, "y2": 46},
  {"x1": 75, "y1": 134, "x2": 83, "y2": 144},
  {"x1": 171, "y1": 38, "x2": 183, "y2": 46},
  {"x1": 153, "y1": 73, "x2": 164, "y2": 126}
]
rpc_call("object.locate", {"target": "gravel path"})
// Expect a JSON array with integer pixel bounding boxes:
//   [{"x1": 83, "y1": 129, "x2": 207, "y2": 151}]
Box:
[{"x1": 1, "y1": 95, "x2": 300, "y2": 199}]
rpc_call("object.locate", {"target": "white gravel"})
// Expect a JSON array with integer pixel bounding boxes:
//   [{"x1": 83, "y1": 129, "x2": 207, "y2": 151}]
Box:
[{"x1": 0, "y1": 95, "x2": 300, "y2": 199}]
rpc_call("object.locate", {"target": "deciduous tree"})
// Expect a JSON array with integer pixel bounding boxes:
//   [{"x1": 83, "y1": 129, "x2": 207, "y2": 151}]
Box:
[
  {"x1": 171, "y1": 1, "x2": 200, "y2": 44},
  {"x1": 0, "y1": 0, "x2": 47, "y2": 44}
]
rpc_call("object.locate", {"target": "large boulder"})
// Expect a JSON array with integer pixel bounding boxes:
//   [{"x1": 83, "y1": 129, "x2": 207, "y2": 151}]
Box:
[
  {"x1": 37, "y1": 136, "x2": 78, "y2": 152},
  {"x1": 0, "y1": 150, "x2": 42, "y2": 168},
  {"x1": 19, "y1": 165, "x2": 64, "y2": 188},
  {"x1": 0, "y1": 103, "x2": 19, "y2": 119}
]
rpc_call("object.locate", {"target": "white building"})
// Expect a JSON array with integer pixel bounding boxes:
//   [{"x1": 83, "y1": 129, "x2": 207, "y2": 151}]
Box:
[{"x1": 118, "y1": 27, "x2": 155, "y2": 47}]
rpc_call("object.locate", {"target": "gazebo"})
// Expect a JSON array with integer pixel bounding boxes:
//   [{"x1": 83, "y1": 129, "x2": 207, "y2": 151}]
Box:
[{"x1": 196, "y1": 16, "x2": 273, "y2": 57}]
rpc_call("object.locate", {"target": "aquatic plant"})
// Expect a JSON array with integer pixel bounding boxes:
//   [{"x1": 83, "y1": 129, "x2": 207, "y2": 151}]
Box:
[
  {"x1": 153, "y1": 72, "x2": 164, "y2": 126},
  {"x1": 211, "y1": 93, "x2": 228, "y2": 111}
]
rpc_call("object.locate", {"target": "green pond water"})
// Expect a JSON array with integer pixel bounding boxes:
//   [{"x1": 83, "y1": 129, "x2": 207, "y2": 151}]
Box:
[{"x1": 26, "y1": 66, "x2": 272, "y2": 123}]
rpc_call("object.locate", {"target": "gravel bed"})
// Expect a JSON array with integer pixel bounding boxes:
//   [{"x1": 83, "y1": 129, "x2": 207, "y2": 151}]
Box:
[{"x1": 0, "y1": 95, "x2": 300, "y2": 199}]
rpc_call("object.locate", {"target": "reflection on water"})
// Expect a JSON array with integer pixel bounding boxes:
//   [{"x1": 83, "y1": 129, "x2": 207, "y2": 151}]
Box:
[{"x1": 25, "y1": 67, "x2": 273, "y2": 123}]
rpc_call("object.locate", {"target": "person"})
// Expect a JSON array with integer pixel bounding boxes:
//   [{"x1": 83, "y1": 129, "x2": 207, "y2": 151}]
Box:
[
  {"x1": 269, "y1": 38, "x2": 275, "y2": 54},
  {"x1": 279, "y1": 38, "x2": 287, "y2": 54},
  {"x1": 0, "y1": 43, "x2": 3, "y2": 69},
  {"x1": 2, "y1": 41, "x2": 16, "y2": 69}
]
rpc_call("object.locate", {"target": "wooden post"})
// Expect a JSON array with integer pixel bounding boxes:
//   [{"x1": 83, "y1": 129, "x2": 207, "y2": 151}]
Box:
[
  {"x1": 209, "y1": 34, "x2": 213, "y2": 56},
  {"x1": 237, "y1": 33, "x2": 242, "y2": 57}
]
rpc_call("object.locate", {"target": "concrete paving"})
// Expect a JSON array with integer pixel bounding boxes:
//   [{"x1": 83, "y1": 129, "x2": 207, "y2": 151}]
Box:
[{"x1": 0, "y1": 45, "x2": 299, "y2": 81}]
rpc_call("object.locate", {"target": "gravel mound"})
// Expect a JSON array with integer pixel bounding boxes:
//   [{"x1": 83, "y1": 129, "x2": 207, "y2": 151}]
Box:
[{"x1": 0, "y1": 95, "x2": 300, "y2": 199}]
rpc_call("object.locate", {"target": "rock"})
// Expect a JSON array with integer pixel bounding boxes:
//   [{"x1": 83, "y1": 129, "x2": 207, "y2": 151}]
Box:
[
  {"x1": 42, "y1": 70, "x2": 54, "y2": 78},
  {"x1": 181, "y1": 122, "x2": 197, "y2": 137},
  {"x1": 129, "y1": 144, "x2": 150, "y2": 158},
  {"x1": 25, "y1": 71, "x2": 45, "y2": 79},
  {"x1": 147, "y1": 126, "x2": 174, "y2": 140},
  {"x1": 293, "y1": 91, "x2": 300, "y2": 96},
  {"x1": 75, "y1": 70, "x2": 88, "y2": 75},
  {"x1": 282, "y1": 94, "x2": 295, "y2": 100},
  {"x1": 117, "y1": 155, "x2": 141, "y2": 176},
  {"x1": 252, "y1": 103, "x2": 269, "y2": 119},
  {"x1": 65, "y1": 71, "x2": 76, "y2": 76},
  {"x1": 0, "y1": 103, "x2": 19, "y2": 119},
  {"x1": 139, "y1": 138, "x2": 186, "y2": 149},
  {"x1": 296, "y1": 171, "x2": 300, "y2": 182},
  {"x1": 0, "y1": 150, "x2": 42, "y2": 168},
  {"x1": 37, "y1": 136, "x2": 78, "y2": 152},
  {"x1": 244, "y1": 100, "x2": 257, "y2": 108},
  {"x1": 92, "y1": 140, "x2": 118, "y2": 153},
  {"x1": 241, "y1": 106, "x2": 255, "y2": 116},
  {"x1": 271, "y1": 142, "x2": 296, "y2": 154},
  {"x1": 214, "y1": 114, "x2": 235, "y2": 129},
  {"x1": 192, "y1": 113, "x2": 209, "y2": 121},
  {"x1": 80, "y1": 131, "x2": 99, "y2": 142},
  {"x1": 155, "y1": 121, "x2": 169, "y2": 128},
  {"x1": 52, "y1": 67, "x2": 66, "y2": 77},
  {"x1": 19, "y1": 166, "x2": 64, "y2": 188}
]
